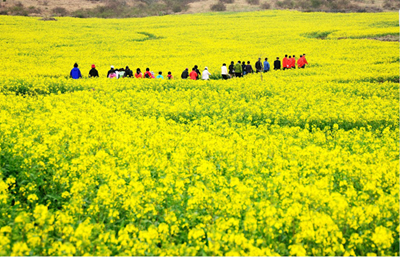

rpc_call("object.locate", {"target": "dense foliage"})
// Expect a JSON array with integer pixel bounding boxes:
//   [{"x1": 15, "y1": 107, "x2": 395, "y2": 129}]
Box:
[{"x1": 0, "y1": 11, "x2": 398, "y2": 256}]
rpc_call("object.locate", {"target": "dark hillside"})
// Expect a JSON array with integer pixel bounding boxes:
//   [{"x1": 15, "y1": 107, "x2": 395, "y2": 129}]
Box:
[{"x1": 0, "y1": 0, "x2": 398, "y2": 18}]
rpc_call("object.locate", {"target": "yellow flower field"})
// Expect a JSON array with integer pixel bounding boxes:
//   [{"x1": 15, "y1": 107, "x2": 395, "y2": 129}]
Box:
[{"x1": 0, "y1": 11, "x2": 398, "y2": 256}]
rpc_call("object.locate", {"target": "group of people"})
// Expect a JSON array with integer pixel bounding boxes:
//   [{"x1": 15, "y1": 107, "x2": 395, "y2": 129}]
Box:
[
  {"x1": 180, "y1": 65, "x2": 212, "y2": 80},
  {"x1": 69, "y1": 54, "x2": 308, "y2": 80},
  {"x1": 221, "y1": 54, "x2": 308, "y2": 79},
  {"x1": 275, "y1": 54, "x2": 308, "y2": 70},
  {"x1": 70, "y1": 64, "x2": 174, "y2": 79},
  {"x1": 106, "y1": 66, "x2": 174, "y2": 79}
]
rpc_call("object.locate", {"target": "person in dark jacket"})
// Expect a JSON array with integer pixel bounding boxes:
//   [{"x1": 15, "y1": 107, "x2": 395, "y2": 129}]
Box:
[
  {"x1": 125, "y1": 66, "x2": 133, "y2": 77},
  {"x1": 242, "y1": 61, "x2": 247, "y2": 76},
  {"x1": 70, "y1": 63, "x2": 82, "y2": 79},
  {"x1": 107, "y1": 66, "x2": 115, "y2": 78},
  {"x1": 246, "y1": 61, "x2": 253, "y2": 74},
  {"x1": 255, "y1": 58, "x2": 263, "y2": 73},
  {"x1": 194, "y1": 65, "x2": 201, "y2": 79},
  {"x1": 274, "y1": 57, "x2": 281, "y2": 70},
  {"x1": 228, "y1": 61, "x2": 235, "y2": 78},
  {"x1": 181, "y1": 68, "x2": 189, "y2": 79},
  {"x1": 89, "y1": 64, "x2": 99, "y2": 78}
]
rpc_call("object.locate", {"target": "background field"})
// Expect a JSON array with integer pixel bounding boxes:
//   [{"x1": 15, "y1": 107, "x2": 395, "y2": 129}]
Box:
[
  {"x1": 0, "y1": 0, "x2": 398, "y2": 18},
  {"x1": 0, "y1": 11, "x2": 399, "y2": 256}
]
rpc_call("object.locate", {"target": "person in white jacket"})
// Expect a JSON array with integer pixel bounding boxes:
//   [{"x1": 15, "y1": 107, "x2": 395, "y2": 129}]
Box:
[
  {"x1": 221, "y1": 63, "x2": 228, "y2": 80},
  {"x1": 202, "y1": 67, "x2": 212, "y2": 80}
]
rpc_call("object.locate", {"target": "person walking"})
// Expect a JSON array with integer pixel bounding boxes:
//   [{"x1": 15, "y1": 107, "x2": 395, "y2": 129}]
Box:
[
  {"x1": 108, "y1": 66, "x2": 117, "y2": 78},
  {"x1": 291, "y1": 55, "x2": 296, "y2": 69},
  {"x1": 228, "y1": 61, "x2": 235, "y2": 78},
  {"x1": 234, "y1": 61, "x2": 242, "y2": 78},
  {"x1": 255, "y1": 58, "x2": 263, "y2": 73},
  {"x1": 125, "y1": 66, "x2": 133, "y2": 77},
  {"x1": 181, "y1": 68, "x2": 189, "y2": 79},
  {"x1": 116, "y1": 68, "x2": 125, "y2": 78},
  {"x1": 107, "y1": 66, "x2": 115, "y2": 78},
  {"x1": 302, "y1": 54, "x2": 308, "y2": 67},
  {"x1": 263, "y1": 58, "x2": 270, "y2": 72},
  {"x1": 246, "y1": 61, "x2": 253, "y2": 74},
  {"x1": 282, "y1": 55, "x2": 289, "y2": 70},
  {"x1": 221, "y1": 63, "x2": 229, "y2": 80},
  {"x1": 144, "y1": 68, "x2": 153, "y2": 78},
  {"x1": 89, "y1": 64, "x2": 99, "y2": 78},
  {"x1": 194, "y1": 65, "x2": 201, "y2": 80},
  {"x1": 297, "y1": 55, "x2": 304, "y2": 68},
  {"x1": 156, "y1": 71, "x2": 164, "y2": 79},
  {"x1": 190, "y1": 68, "x2": 198, "y2": 80},
  {"x1": 70, "y1": 63, "x2": 82, "y2": 79},
  {"x1": 167, "y1": 72, "x2": 173, "y2": 79},
  {"x1": 242, "y1": 61, "x2": 247, "y2": 76},
  {"x1": 274, "y1": 57, "x2": 281, "y2": 70},
  {"x1": 202, "y1": 67, "x2": 211, "y2": 80},
  {"x1": 135, "y1": 68, "x2": 143, "y2": 78}
]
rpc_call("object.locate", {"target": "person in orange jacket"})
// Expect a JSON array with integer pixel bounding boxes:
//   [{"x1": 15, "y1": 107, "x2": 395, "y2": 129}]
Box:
[
  {"x1": 189, "y1": 68, "x2": 198, "y2": 80},
  {"x1": 297, "y1": 55, "x2": 304, "y2": 68},
  {"x1": 282, "y1": 55, "x2": 289, "y2": 70},
  {"x1": 135, "y1": 68, "x2": 143, "y2": 78},
  {"x1": 291, "y1": 55, "x2": 296, "y2": 69}
]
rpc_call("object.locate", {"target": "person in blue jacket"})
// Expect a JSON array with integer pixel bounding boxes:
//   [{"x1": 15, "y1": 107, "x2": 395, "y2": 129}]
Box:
[
  {"x1": 156, "y1": 71, "x2": 164, "y2": 79},
  {"x1": 70, "y1": 63, "x2": 82, "y2": 79},
  {"x1": 263, "y1": 58, "x2": 270, "y2": 72}
]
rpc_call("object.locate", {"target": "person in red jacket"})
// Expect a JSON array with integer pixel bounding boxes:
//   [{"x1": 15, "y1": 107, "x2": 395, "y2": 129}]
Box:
[
  {"x1": 282, "y1": 55, "x2": 289, "y2": 70},
  {"x1": 167, "y1": 71, "x2": 173, "y2": 79},
  {"x1": 291, "y1": 55, "x2": 296, "y2": 69},
  {"x1": 144, "y1": 68, "x2": 153, "y2": 78},
  {"x1": 302, "y1": 53, "x2": 308, "y2": 67},
  {"x1": 297, "y1": 55, "x2": 304, "y2": 68},
  {"x1": 189, "y1": 68, "x2": 198, "y2": 80}
]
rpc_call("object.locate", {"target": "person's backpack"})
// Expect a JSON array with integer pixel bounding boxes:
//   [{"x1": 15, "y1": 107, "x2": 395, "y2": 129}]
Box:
[{"x1": 145, "y1": 72, "x2": 150, "y2": 78}]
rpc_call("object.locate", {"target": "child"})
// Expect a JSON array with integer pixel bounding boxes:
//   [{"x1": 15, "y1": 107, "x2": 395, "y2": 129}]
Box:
[
  {"x1": 167, "y1": 71, "x2": 173, "y2": 79},
  {"x1": 156, "y1": 71, "x2": 164, "y2": 79}
]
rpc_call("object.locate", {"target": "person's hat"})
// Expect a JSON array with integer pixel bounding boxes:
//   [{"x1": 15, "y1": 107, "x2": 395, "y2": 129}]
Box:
[
  {"x1": 111, "y1": 65, "x2": 114, "y2": 68},
  {"x1": 92, "y1": 64, "x2": 95, "y2": 68}
]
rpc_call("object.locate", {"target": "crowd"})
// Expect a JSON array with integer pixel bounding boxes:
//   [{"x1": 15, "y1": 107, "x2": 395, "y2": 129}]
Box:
[{"x1": 70, "y1": 54, "x2": 308, "y2": 80}]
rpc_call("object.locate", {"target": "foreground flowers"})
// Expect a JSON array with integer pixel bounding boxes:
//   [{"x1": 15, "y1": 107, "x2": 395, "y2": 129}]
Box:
[{"x1": 0, "y1": 10, "x2": 398, "y2": 256}]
